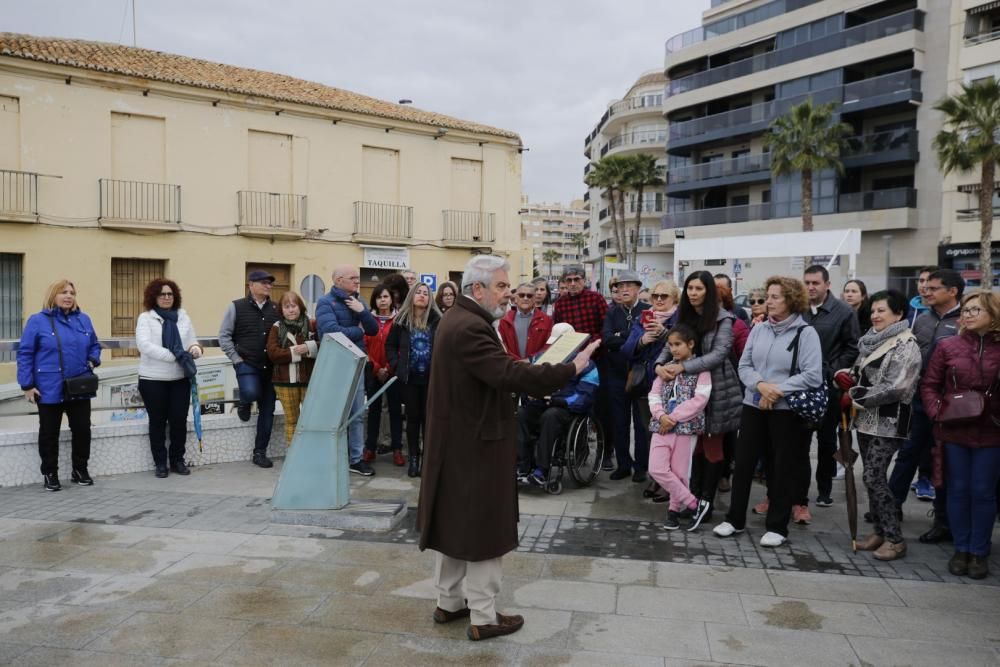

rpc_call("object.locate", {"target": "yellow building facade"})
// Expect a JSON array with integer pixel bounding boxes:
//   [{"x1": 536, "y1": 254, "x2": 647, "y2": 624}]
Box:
[{"x1": 0, "y1": 34, "x2": 526, "y2": 380}]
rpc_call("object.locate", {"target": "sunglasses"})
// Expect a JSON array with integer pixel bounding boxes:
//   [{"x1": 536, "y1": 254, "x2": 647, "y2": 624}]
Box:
[
  {"x1": 651, "y1": 293, "x2": 671, "y2": 300},
  {"x1": 750, "y1": 299, "x2": 765, "y2": 305},
  {"x1": 515, "y1": 293, "x2": 534, "y2": 299},
  {"x1": 159, "y1": 292, "x2": 174, "y2": 297}
]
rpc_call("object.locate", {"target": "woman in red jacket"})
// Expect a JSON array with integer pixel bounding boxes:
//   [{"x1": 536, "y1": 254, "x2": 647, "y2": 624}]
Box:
[
  {"x1": 921, "y1": 290, "x2": 1000, "y2": 580},
  {"x1": 363, "y1": 284, "x2": 404, "y2": 466}
]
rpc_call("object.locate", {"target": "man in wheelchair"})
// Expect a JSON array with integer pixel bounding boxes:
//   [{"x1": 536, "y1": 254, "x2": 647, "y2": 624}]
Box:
[{"x1": 517, "y1": 325, "x2": 600, "y2": 488}]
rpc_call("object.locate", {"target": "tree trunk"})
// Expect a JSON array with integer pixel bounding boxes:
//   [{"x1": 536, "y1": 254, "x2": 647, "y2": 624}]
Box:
[
  {"x1": 801, "y1": 168, "x2": 814, "y2": 233},
  {"x1": 607, "y1": 187, "x2": 621, "y2": 265},
  {"x1": 981, "y1": 158, "x2": 995, "y2": 287},
  {"x1": 617, "y1": 188, "x2": 629, "y2": 268},
  {"x1": 631, "y1": 186, "x2": 643, "y2": 270}
]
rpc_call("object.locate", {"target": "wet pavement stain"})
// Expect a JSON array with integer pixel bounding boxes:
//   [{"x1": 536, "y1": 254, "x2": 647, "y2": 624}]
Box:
[
  {"x1": 720, "y1": 634, "x2": 746, "y2": 651},
  {"x1": 758, "y1": 600, "x2": 824, "y2": 631}
]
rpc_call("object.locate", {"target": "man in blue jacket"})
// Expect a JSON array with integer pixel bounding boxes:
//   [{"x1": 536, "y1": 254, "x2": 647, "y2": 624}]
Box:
[{"x1": 316, "y1": 265, "x2": 379, "y2": 476}]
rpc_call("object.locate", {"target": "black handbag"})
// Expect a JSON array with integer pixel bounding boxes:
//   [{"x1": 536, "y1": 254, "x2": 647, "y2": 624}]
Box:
[{"x1": 48, "y1": 315, "x2": 99, "y2": 398}]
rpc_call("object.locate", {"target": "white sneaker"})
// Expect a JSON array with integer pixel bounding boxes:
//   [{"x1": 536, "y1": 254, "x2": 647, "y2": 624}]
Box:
[
  {"x1": 713, "y1": 521, "x2": 744, "y2": 538},
  {"x1": 760, "y1": 531, "x2": 787, "y2": 548},
  {"x1": 834, "y1": 463, "x2": 845, "y2": 480}
]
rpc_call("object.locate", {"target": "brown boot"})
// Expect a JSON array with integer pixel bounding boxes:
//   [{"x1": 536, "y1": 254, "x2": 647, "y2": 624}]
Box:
[
  {"x1": 467, "y1": 613, "x2": 524, "y2": 641},
  {"x1": 432, "y1": 606, "x2": 470, "y2": 624},
  {"x1": 873, "y1": 539, "x2": 907, "y2": 561},
  {"x1": 856, "y1": 533, "x2": 885, "y2": 551}
]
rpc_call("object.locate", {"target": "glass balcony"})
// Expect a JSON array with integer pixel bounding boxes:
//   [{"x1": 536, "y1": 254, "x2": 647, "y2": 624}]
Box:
[
  {"x1": 668, "y1": 153, "x2": 772, "y2": 186},
  {"x1": 965, "y1": 27, "x2": 1000, "y2": 46},
  {"x1": 601, "y1": 129, "x2": 668, "y2": 156},
  {"x1": 837, "y1": 187, "x2": 916, "y2": 212},
  {"x1": 668, "y1": 10, "x2": 923, "y2": 97},
  {"x1": 664, "y1": 0, "x2": 823, "y2": 55}
]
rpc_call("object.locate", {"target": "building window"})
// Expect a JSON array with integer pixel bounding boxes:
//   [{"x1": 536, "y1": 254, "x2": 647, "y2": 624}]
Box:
[
  {"x1": 111, "y1": 258, "x2": 167, "y2": 358},
  {"x1": 0, "y1": 253, "x2": 22, "y2": 361}
]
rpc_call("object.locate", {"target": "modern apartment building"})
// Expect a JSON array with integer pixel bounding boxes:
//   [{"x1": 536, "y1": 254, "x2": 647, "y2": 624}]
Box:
[
  {"x1": 520, "y1": 197, "x2": 588, "y2": 282},
  {"x1": 0, "y1": 34, "x2": 525, "y2": 381},
  {"x1": 939, "y1": 0, "x2": 1000, "y2": 285},
  {"x1": 660, "y1": 0, "x2": 973, "y2": 292},
  {"x1": 583, "y1": 70, "x2": 673, "y2": 294}
]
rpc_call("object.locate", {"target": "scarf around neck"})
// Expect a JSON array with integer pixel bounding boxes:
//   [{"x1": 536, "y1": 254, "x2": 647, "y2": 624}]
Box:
[
  {"x1": 857, "y1": 319, "x2": 910, "y2": 359},
  {"x1": 155, "y1": 308, "x2": 183, "y2": 358},
  {"x1": 277, "y1": 313, "x2": 309, "y2": 349}
]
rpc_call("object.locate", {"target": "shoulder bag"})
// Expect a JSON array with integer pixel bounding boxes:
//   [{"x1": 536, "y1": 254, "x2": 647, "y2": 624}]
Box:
[
  {"x1": 937, "y1": 367, "x2": 992, "y2": 424},
  {"x1": 48, "y1": 315, "x2": 99, "y2": 398},
  {"x1": 785, "y1": 327, "x2": 828, "y2": 428}
]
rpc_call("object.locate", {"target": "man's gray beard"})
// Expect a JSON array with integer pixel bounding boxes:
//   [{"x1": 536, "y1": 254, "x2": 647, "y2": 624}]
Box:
[{"x1": 491, "y1": 305, "x2": 506, "y2": 320}]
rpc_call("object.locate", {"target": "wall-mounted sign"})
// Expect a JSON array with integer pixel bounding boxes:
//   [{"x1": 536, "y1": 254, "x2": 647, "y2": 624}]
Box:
[{"x1": 361, "y1": 246, "x2": 410, "y2": 270}]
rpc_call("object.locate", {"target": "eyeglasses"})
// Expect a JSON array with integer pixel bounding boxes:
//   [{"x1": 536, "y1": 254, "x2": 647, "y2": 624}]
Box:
[
  {"x1": 924, "y1": 285, "x2": 945, "y2": 292},
  {"x1": 651, "y1": 293, "x2": 671, "y2": 300},
  {"x1": 158, "y1": 292, "x2": 174, "y2": 297},
  {"x1": 750, "y1": 299, "x2": 765, "y2": 305},
  {"x1": 961, "y1": 306, "x2": 983, "y2": 317},
  {"x1": 515, "y1": 293, "x2": 534, "y2": 299}
]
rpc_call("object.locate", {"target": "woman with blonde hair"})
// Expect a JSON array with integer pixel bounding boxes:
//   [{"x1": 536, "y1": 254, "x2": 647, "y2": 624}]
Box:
[
  {"x1": 266, "y1": 291, "x2": 318, "y2": 447},
  {"x1": 386, "y1": 283, "x2": 442, "y2": 477},
  {"x1": 17, "y1": 279, "x2": 101, "y2": 491}
]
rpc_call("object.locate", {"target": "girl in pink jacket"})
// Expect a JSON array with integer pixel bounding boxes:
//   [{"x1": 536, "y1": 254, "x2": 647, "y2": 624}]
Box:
[{"x1": 648, "y1": 323, "x2": 713, "y2": 532}]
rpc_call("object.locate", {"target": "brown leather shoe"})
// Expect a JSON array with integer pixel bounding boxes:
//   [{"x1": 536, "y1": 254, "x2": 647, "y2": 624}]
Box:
[
  {"x1": 432, "y1": 606, "x2": 471, "y2": 624},
  {"x1": 873, "y1": 539, "x2": 907, "y2": 561},
  {"x1": 467, "y1": 613, "x2": 524, "y2": 641},
  {"x1": 856, "y1": 533, "x2": 885, "y2": 551}
]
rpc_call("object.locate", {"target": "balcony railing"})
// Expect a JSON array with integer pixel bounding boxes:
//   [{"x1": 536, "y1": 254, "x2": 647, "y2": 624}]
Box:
[
  {"x1": 662, "y1": 188, "x2": 916, "y2": 229},
  {"x1": 838, "y1": 187, "x2": 916, "y2": 213},
  {"x1": 965, "y1": 28, "x2": 1000, "y2": 47},
  {"x1": 99, "y1": 179, "x2": 181, "y2": 224},
  {"x1": 0, "y1": 169, "x2": 38, "y2": 219},
  {"x1": 353, "y1": 201, "x2": 412, "y2": 239},
  {"x1": 601, "y1": 129, "x2": 667, "y2": 156},
  {"x1": 627, "y1": 199, "x2": 665, "y2": 214},
  {"x1": 237, "y1": 191, "x2": 306, "y2": 230},
  {"x1": 668, "y1": 10, "x2": 923, "y2": 96},
  {"x1": 669, "y1": 153, "x2": 772, "y2": 185},
  {"x1": 664, "y1": 0, "x2": 823, "y2": 54},
  {"x1": 669, "y1": 69, "x2": 921, "y2": 144},
  {"x1": 443, "y1": 210, "x2": 495, "y2": 243}
]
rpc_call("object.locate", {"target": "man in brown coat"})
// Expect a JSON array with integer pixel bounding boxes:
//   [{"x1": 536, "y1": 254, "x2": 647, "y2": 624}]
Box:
[{"x1": 417, "y1": 255, "x2": 598, "y2": 641}]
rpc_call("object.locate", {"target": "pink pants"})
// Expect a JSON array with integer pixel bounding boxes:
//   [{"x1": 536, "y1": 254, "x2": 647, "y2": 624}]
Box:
[{"x1": 648, "y1": 432, "x2": 698, "y2": 513}]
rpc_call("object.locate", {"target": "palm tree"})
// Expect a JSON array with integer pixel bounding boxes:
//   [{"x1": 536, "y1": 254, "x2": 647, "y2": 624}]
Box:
[
  {"x1": 933, "y1": 79, "x2": 1000, "y2": 283},
  {"x1": 765, "y1": 100, "x2": 852, "y2": 232},
  {"x1": 585, "y1": 155, "x2": 630, "y2": 264},
  {"x1": 622, "y1": 153, "x2": 665, "y2": 270},
  {"x1": 569, "y1": 232, "x2": 587, "y2": 259},
  {"x1": 542, "y1": 249, "x2": 561, "y2": 280}
]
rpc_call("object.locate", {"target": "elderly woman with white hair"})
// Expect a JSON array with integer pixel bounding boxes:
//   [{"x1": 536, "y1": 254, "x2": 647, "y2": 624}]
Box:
[{"x1": 417, "y1": 255, "x2": 599, "y2": 640}]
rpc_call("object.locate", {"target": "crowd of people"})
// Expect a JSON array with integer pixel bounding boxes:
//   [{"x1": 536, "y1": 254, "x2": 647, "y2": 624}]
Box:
[{"x1": 14, "y1": 259, "x2": 1000, "y2": 579}]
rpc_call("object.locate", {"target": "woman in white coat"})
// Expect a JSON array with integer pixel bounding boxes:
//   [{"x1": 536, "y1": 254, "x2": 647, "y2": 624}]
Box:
[{"x1": 136, "y1": 278, "x2": 202, "y2": 478}]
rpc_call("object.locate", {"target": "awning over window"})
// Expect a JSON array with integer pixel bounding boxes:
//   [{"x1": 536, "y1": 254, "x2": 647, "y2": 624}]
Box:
[
  {"x1": 968, "y1": 1, "x2": 1000, "y2": 15},
  {"x1": 958, "y1": 181, "x2": 1000, "y2": 193}
]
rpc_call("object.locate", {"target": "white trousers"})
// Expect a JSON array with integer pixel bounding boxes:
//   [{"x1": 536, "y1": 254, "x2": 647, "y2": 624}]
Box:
[{"x1": 433, "y1": 551, "x2": 503, "y2": 626}]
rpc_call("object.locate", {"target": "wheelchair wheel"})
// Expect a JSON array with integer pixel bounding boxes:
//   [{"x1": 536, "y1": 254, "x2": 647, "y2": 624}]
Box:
[
  {"x1": 566, "y1": 414, "x2": 605, "y2": 486},
  {"x1": 545, "y1": 480, "x2": 563, "y2": 495}
]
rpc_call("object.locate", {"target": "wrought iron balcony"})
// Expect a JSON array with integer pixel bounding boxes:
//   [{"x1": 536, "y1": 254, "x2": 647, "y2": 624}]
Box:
[
  {"x1": 0, "y1": 169, "x2": 38, "y2": 222},
  {"x1": 237, "y1": 191, "x2": 307, "y2": 238},
  {"x1": 353, "y1": 201, "x2": 413, "y2": 241},
  {"x1": 99, "y1": 178, "x2": 181, "y2": 231},
  {"x1": 668, "y1": 10, "x2": 924, "y2": 97},
  {"x1": 443, "y1": 210, "x2": 495, "y2": 246}
]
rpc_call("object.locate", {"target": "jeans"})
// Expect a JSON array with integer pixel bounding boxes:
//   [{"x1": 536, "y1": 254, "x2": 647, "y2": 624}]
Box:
[
  {"x1": 365, "y1": 368, "x2": 402, "y2": 452},
  {"x1": 138, "y1": 378, "x2": 191, "y2": 466},
  {"x1": 607, "y1": 375, "x2": 649, "y2": 472},
  {"x1": 726, "y1": 407, "x2": 811, "y2": 537},
  {"x1": 347, "y1": 379, "x2": 365, "y2": 464},
  {"x1": 889, "y1": 398, "x2": 948, "y2": 523},
  {"x1": 945, "y1": 443, "x2": 1000, "y2": 557},
  {"x1": 795, "y1": 394, "x2": 838, "y2": 505},
  {"x1": 37, "y1": 400, "x2": 91, "y2": 475},
  {"x1": 235, "y1": 363, "x2": 276, "y2": 455}
]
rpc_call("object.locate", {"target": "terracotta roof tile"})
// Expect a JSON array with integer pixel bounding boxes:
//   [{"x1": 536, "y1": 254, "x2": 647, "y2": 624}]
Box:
[{"x1": 0, "y1": 33, "x2": 520, "y2": 140}]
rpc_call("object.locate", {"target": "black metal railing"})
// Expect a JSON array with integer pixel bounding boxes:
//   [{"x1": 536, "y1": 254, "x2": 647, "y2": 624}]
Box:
[
  {"x1": 669, "y1": 69, "x2": 921, "y2": 143},
  {"x1": 0, "y1": 169, "x2": 38, "y2": 218},
  {"x1": 237, "y1": 191, "x2": 306, "y2": 229},
  {"x1": 99, "y1": 179, "x2": 181, "y2": 224},
  {"x1": 838, "y1": 187, "x2": 917, "y2": 212},
  {"x1": 668, "y1": 10, "x2": 923, "y2": 96},
  {"x1": 443, "y1": 210, "x2": 495, "y2": 243},
  {"x1": 353, "y1": 201, "x2": 413, "y2": 239}
]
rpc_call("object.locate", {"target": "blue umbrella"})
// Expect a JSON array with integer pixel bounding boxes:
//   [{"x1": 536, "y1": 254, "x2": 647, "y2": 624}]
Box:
[{"x1": 190, "y1": 378, "x2": 203, "y2": 452}]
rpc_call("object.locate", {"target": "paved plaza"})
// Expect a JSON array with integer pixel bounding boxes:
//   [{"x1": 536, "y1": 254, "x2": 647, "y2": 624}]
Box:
[{"x1": 0, "y1": 457, "x2": 996, "y2": 666}]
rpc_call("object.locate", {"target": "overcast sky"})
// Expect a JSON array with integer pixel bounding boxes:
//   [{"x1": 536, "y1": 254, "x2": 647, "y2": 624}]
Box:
[{"x1": 2, "y1": 0, "x2": 707, "y2": 204}]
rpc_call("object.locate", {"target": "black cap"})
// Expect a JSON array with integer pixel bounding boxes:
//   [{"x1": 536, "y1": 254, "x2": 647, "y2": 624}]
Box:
[{"x1": 247, "y1": 270, "x2": 275, "y2": 284}]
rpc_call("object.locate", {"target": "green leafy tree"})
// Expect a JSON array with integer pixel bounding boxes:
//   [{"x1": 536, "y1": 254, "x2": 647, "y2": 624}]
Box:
[
  {"x1": 933, "y1": 79, "x2": 1000, "y2": 283},
  {"x1": 585, "y1": 155, "x2": 630, "y2": 264},
  {"x1": 765, "y1": 100, "x2": 852, "y2": 232},
  {"x1": 621, "y1": 153, "x2": 665, "y2": 270},
  {"x1": 569, "y1": 232, "x2": 587, "y2": 259},
  {"x1": 542, "y1": 249, "x2": 561, "y2": 281}
]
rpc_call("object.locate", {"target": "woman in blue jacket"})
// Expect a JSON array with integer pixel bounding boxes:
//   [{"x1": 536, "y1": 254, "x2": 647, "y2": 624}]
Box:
[{"x1": 17, "y1": 280, "x2": 101, "y2": 491}]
